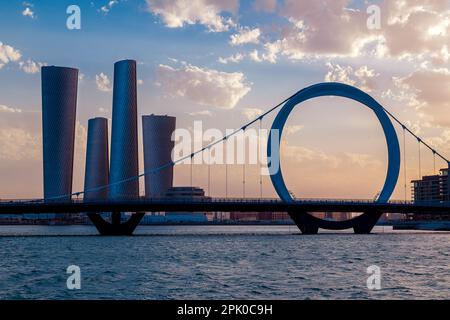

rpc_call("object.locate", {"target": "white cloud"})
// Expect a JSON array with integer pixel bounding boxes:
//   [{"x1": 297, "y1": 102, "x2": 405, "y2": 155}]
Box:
[
  {"x1": 146, "y1": 0, "x2": 238, "y2": 32},
  {"x1": 138, "y1": 79, "x2": 144, "y2": 85},
  {"x1": 0, "y1": 105, "x2": 22, "y2": 113},
  {"x1": 100, "y1": 0, "x2": 118, "y2": 14},
  {"x1": 218, "y1": 53, "x2": 244, "y2": 64},
  {"x1": 254, "y1": 0, "x2": 450, "y2": 65},
  {"x1": 155, "y1": 62, "x2": 251, "y2": 109},
  {"x1": 19, "y1": 59, "x2": 45, "y2": 74},
  {"x1": 0, "y1": 42, "x2": 22, "y2": 68},
  {"x1": 230, "y1": 27, "x2": 261, "y2": 46},
  {"x1": 241, "y1": 107, "x2": 262, "y2": 120},
  {"x1": 22, "y1": 6, "x2": 35, "y2": 19},
  {"x1": 324, "y1": 62, "x2": 378, "y2": 92},
  {"x1": 96, "y1": 72, "x2": 112, "y2": 92}
]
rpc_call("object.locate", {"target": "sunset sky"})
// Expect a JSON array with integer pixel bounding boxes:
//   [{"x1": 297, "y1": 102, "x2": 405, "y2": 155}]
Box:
[{"x1": 1, "y1": 0, "x2": 450, "y2": 200}]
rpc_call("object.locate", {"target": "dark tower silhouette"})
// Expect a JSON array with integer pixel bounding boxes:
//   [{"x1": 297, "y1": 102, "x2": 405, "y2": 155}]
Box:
[
  {"x1": 41, "y1": 66, "x2": 78, "y2": 202},
  {"x1": 109, "y1": 59, "x2": 139, "y2": 200},
  {"x1": 84, "y1": 117, "x2": 109, "y2": 201},
  {"x1": 142, "y1": 115, "x2": 176, "y2": 198}
]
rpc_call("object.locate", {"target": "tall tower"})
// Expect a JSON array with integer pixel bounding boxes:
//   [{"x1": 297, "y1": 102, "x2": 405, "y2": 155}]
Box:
[
  {"x1": 84, "y1": 117, "x2": 109, "y2": 201},
  {"x1": 109, "y1": 59, "x2": 139, "y2": 200},
  {"x1": 41, "y1": 66, "x2": 78, "y2": 201},
  {"x1": 142, "y1": 115, "x2": 176, "y2": 198}
]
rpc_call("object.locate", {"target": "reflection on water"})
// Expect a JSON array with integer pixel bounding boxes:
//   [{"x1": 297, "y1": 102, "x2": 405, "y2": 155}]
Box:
[{"x1": 0, "y1": 225, "x2": 448, "y2": 299}]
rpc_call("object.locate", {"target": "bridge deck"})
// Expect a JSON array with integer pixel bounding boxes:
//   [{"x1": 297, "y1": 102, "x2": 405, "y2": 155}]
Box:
[{"x1": 0, "y1": 198, "x2": 450, "y2": 214}]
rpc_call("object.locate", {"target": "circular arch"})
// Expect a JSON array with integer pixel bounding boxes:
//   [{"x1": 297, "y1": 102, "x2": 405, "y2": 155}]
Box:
[{"x1": 267, "y1": 82, "x2": 401, "y2": 231}]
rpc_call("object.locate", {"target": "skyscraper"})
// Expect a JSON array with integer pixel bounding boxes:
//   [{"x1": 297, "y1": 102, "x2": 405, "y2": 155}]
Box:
[
  {"x1": 84, "y1": 117, "x2": 109, "y2": 201},
  {"x1": 142, "y1": 115, "x2": 176, "y2": 198},
  {"x1": 109, "y1": 59, "x2": 139, "y2": 200},
  {"x1": 41, "y1": 66, "x2": 78, "y2": 201}
]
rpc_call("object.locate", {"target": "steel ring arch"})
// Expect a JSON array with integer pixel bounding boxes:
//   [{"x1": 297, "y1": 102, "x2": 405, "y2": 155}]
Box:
[{"x1": 267, "y1": 82, "x2": 401, "y2": 204}]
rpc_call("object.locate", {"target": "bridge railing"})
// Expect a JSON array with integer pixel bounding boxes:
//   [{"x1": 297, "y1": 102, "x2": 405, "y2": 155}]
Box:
[{"x1": 1, "y1": 197, "x2": 450, "y2": 207}]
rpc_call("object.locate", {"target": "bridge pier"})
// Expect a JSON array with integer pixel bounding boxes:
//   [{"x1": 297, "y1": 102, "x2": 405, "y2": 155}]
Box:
[
  {"x1": 353, "y1": 211, "x2": 383, "y2": 234},
  {"x1": 288, "y1": 211, "x2": 319, "y2": 234},
  {"x1": 88, "y1": 212, "x2": 145, "y2": 235},
  {"x1": 288, "y1": 210, "x2": 382, "y2": 235}
]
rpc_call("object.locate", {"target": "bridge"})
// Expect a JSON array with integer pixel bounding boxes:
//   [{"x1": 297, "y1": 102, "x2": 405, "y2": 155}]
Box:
[
  {"x1": 3, "y1": 82, "x2": 450, "y2": 235},
  {"x1": 1, "y1": 197, "x2": 449, "y2": 235},
  {"x1": 2, "y1": 198, "x2": 450, "y2": 215}
]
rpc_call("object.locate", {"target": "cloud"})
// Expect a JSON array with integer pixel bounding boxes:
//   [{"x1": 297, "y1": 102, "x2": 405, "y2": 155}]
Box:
[
  {"x1": 344, "y1": 152, "x2": 382, "y2": 168},
  {"x1": 0, "y1": 42, "x2": 22, "y2": 69},
  {"x1": 0, "y1": 105, "x2": 22, "y2": 113},
  {"x1": 96, "y1": 72, "x2": 112, "y2": 92},
  {"x1": 324, "y1": 62, "x2": 378, "y2": 92},
  {"x1": 98, "y1": 107, "x2": 110, "y2": 114},
  {"x1": 218, "y1": 53, "x2": 244, "y2": 64},
  {"x1": 285, "y1": 125, "x2": 304, "y2": 135},
  {"x1": 0, "y1": 128, "x2": 40, "y2": 161},
  {"x1": 241, "y1": 107, "x2": 262, "y2": 120},
  {"x1": 253, "y1": 0, "x2": 450, "y2": 65},
  {"x1": 393, "y1": 68, "x2": 450, "y2": 127},
  {"x1": 100, "y1": 0, "x2": 118, "y2": 14},
  {"x1": 155, "y1": 62, "x2": 251, "y2": 109},
  {"x1": 19, "y1": 59, "x2": 45, "y2": 74},
  {"x1": 282, "y1": 144, "x2": 340, "y2": 168},
  {"x1": 188, "y1": 110, "x2": 213, "y2": 116},
  {"x1": 230, "y1": 27, "x2": 261, "y2": 46},
  {"x1": 146, "y1": 0, "x2": 238, "y2": 32},
  {"x1": 22, "y1": 6, "x2": 35, "y2": 19},
  {"x1": 138, "y1": 79, "x2": 144, "y2": 85},
  {"x1": 0, "y1": 41, "x2": 44, "y2": 74}
]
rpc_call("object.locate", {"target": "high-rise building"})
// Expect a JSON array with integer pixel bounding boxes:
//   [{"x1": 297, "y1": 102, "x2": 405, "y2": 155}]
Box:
[
  {"x1": 142, "y1": 115, "x2": 176, "y2": 198},
  {"x1": 41, "y1": 66, "x2": 78, "y2": 201},
  {"x1": 410, "y1": 168, "x2": 450, "y2": 221},
  {"x1": 84, "y1": 117, "x2": 109, "y2": 201},
  {"x1": 109, "y1": 59, "x2": 139, "y2": 200},
  {"x1": 411, "y1": 168, "x2": 449, "y2": 202}
]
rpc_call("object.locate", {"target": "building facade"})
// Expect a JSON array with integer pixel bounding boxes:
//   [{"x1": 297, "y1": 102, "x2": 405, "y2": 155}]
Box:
[
  {"x1": 142, "y1": 115, "x2": 176, "y2": 198},
  {"x1": 109, "y1": 59, "x2": 139, "y2": 200},
  {"x1": 84, "y1": 117, "x2": 109, "y2": 201},
  {"x1": 412, "y1": 168, "x2": 449, "y2": 202},
  {"x1": 41, "y1": 66, "x2": 78, "y2": 201}
]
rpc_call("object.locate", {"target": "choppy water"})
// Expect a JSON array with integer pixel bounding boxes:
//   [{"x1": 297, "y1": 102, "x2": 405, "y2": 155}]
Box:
[{"x1": 0, "y1": 225, "x2": 448, "y2": 299}]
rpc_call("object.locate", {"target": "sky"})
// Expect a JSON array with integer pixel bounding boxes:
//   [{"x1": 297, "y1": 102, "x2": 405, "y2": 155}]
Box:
[{"x1": 0, "y1": 0, "x2": 450, "y2": 200}]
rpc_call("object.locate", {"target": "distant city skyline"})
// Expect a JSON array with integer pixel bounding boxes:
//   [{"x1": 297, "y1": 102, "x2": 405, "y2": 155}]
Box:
[{"x1": 1, "y1": 0, "x2": 450, "y2": 200}]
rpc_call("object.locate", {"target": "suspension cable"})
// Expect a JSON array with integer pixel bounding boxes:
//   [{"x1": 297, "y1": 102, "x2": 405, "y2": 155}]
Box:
[
  {"x1": 418, "y1": 139, "x2": 422, "y2": 179},
  {"x1": 433, "y1": 151, "x2": 436, "y2": 175},
  {"x1": 207, "y1": 147, "x2": 211, "y2": 197},
  {"x1": 259, "y1": 118, "x2": 263, "y2": 199},
  {"x1": 242, "y1": 128, "x2": 246, "y2": 199},
  {"x1": 403, "y1": 126, "x2": 407, "y2": 202},
  {"x1": 225, "y1": 139, "x2": 228, "y2": 198},
  {"x1": 190, "y1": 154, "x2": 194, "y2": 188}
]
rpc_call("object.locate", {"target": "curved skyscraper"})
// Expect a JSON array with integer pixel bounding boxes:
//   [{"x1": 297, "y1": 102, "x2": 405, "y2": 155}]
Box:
[
  {"x1": 109, "y1": 59, "x2": 139, "y2": 200},
  {"x1": 41, "y1": 66, "x2": 78, "y2": 201},
  {"x1": 84, "y1": 117, "x2": 109, "y2": 201},
  {"x1": 142, "y1": 115, "x2": 176, "y2": 198}
]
